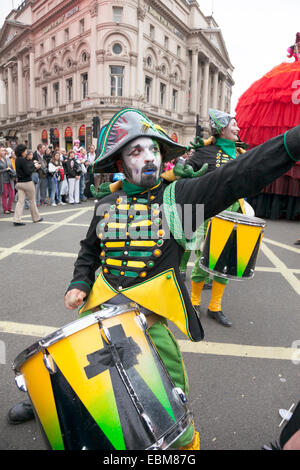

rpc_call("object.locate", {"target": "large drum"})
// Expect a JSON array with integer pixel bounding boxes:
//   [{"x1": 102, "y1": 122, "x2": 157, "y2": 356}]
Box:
[
  {"x1": 200, "y1": 211, "x2": 266, "y2": 280},
  {"x1": 12, "y1": 304, "x2": 192, "y2": 450}
]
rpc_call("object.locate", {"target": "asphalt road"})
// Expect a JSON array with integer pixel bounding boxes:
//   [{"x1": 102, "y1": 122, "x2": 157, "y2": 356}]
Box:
[{"x1": 0, "y1": 200, "x2": 299, "y2": 451}]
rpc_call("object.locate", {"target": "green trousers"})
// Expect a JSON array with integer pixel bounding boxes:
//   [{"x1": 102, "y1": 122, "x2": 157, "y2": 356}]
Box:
[{"x1": 148, "y1": 319, "x2": 194, "y2": 448}]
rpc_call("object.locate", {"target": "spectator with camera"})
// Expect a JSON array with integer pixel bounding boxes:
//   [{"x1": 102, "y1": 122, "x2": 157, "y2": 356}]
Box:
[{"x1": 48, "y1": 150, "x2": 65, "y2": 206}]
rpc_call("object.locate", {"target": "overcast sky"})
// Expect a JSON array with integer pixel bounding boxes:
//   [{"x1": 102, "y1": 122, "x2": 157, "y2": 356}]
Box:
[{"x1": 1, "y1": 0, "x2": 299, "y2": 113}]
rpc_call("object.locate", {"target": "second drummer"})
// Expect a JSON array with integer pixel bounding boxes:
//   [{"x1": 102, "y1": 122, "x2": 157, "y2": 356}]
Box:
[{"x1": 187, "y1": 109, "x2": 249, "y2": 327}]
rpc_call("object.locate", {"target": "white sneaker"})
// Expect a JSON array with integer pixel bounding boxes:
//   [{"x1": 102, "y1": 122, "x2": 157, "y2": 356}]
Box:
[
  {"x1": 51, "y1": 203, "x2": 57, "y2": 206},
  {"x1": 58, "y1": 202, "x2": 66, "y2": 205}
]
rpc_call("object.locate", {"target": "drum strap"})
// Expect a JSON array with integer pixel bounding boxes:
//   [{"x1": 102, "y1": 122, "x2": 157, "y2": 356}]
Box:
[{"x1": 163, "y1": 181, "x2": 197, "y2": 250}]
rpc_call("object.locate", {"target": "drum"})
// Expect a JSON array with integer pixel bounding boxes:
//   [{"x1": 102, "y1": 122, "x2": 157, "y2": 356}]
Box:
[
  {"x1": 12, "y1": 304, "x2": 192, "y2": 450},
  {"x1": 199, "y1": 211, "x2": 266, "y2": 280}
]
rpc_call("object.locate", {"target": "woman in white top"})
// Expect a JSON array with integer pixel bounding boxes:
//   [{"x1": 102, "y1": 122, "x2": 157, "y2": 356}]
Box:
[{"x1": 48, "y1": 151, "x2": 65, "y2": 206}]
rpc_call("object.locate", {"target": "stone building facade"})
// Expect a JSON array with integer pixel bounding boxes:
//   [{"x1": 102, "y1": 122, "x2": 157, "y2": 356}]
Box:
[{"x1": 0, "y1": 0, "x2": 234, "y2": 151}]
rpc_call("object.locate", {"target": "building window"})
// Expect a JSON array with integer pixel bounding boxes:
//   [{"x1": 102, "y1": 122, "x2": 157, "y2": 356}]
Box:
[
  {"x1": 64, "y1": 28, "x2": 69, "y2": 42},
  {"x1": 112, "y1": 43, "x2": 122, "y2": 55},
  {"x1": 53, "y1": 82, "x2": 59, "y2": 106},
  {"x1": 172, "y1": 89, "x2": 178, "y2": 111},
  {"x1": 66, "y1": 78, "x2": 73, "y2": 102},
  {"x1": 160, "y1": 83, "x2": 166, "y2": 107},
  {"x1": 146, "y1": 56, "x2": 152, "y2": 67},
  {"x1": 82, "y1": 51, "x2": 88, "y2": 63},
  {"x1": 145, "y1": 76, "x2": 152, "y2": 103},
  {"x1": 42, "y1": 86, "x2": 48, "y2": 107},
  {"x1": 177, "y1": 45, "x2": 181, "y2": 57},
  {"x1": 40, "y1": 43, "x2": 44, "y2": 55},
  {"x1": 51, "y1": 36, "x2": 56, "y2": 49},
  {"x1": 164, "y1": 36, "x2": 169, "y2": 49},
  {"x1": 79, "y1": 19, "x2": 85, "y2": 33},
  {"x1": 161, "y1": 64, "x2": 166, "y2": 75},
  {"x1": 112, "y1": 6, "x2": 123, "y2": 23},
  {"x1": 110, "y1": 66, "x2": 123, "y2": 96},
  {"x1": 81, "y1": 73, "x2": 88, "y2": 99},
  {"x1": 150, "y1": 24, "x2": 155, "y2": 39}
]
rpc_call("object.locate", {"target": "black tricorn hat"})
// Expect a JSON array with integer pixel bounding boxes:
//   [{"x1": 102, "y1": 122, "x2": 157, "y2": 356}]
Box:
[{"x1": 91, "y1": 108, "x2": 186, "y2": 173}]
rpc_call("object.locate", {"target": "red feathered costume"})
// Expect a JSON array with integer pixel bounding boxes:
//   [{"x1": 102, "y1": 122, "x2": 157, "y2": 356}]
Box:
[{"x1": 235, "y1": 36, "x2": 300, "y2": 220}]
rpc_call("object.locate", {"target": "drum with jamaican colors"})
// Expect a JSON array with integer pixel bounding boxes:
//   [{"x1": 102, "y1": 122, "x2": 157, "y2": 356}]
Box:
[
  {"x1": 199, "y1": 211, "x2": 266, "y2": 280},
  {"x1": 12, "y1": 304, "x2": 192, "y2": 450}
]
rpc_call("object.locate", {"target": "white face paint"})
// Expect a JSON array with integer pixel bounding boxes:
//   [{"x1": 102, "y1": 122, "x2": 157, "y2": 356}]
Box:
[
  {"x1": 121, "y1": 137, "x2": 162, "y2": 188},
  {"x1": 221, "y1": 119, "x2": 240, "y2": 142}
]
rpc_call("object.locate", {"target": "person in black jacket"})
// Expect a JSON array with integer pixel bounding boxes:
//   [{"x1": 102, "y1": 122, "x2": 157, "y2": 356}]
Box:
[{"x1": 12, "y1": 144, "x2": 43, "y2": 226}]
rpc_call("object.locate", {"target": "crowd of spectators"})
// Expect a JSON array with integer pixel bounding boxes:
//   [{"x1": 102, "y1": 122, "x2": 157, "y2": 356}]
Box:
[{"x1": 0, "y1": 141, "x2": 111, "y2": 215}]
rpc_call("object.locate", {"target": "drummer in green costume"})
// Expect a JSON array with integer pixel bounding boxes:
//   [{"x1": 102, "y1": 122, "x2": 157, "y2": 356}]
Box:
[
  {"x1": 187, "y1": 109, "x2": 250, "y2": 328},
  {"x1": 8, "y1": 108, "x2": 300, "y2": 450}
]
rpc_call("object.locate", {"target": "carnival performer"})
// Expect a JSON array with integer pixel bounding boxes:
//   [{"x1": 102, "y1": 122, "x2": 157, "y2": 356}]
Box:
[
  {"x1": 63, "y1": 108, "x2": 300, "y2": 449},
  {"x1": 9, "y1": 109, "x2": 300, "y2": 450},
  {"x1": 186, "y1": 109, "x2": 249, "y2": 327}
]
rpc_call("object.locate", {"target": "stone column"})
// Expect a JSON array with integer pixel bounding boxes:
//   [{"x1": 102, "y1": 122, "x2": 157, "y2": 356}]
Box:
[
  {"x1": 190, "y1": 49, "x2": 198, "y2": 114},
  {"x1": 17, "y1": 56, "x2": 24, "y2": 114},
  {"x1": 29, "y1": 47, "x2": 35, "y2": 110},
  {"x1": 212, "y1": 68, "x2": 219, "y2": 109},
  {"x1": 137, "y1": 7, "x2": 145, "y2": 97},
  {"x1": 129, "y1": 52, "x2": 137, "y2": 98},
  {"x1": 0, "y1": 69, "x2": 5, "y2": 118},
  {"x1": 197, "y1": 61, "x2": 202, "y2": 113},
  {"x1": 200, "y1": 59, "x2": 210, "y2": 120},
  {"x1": 89, "y1": 1, "x2": 98, "y2": 98},
  {"x1": 7, "y1": 65, "x2": 13, "y2": 116},
  {"x1": 220, "y1": 76, "x2": 227, "y2": 111}
]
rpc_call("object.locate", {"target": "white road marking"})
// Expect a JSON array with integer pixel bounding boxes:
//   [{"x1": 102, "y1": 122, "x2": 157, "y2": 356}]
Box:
[
  {"x1": 178, "y1": 339, "x2": 297, "y2": 361},
  {"x1": 0, "y1": 320, "x2": 297, "y2": 362},
  {"x1": 263, "y1": 237, "x2": 300, "y2": 254},
  {"x1": 0, "y1": 208, "x2": 90, "y2": 262},
  {"x1": 260, "y1": 242, "x2": 300, "y2": 296}
]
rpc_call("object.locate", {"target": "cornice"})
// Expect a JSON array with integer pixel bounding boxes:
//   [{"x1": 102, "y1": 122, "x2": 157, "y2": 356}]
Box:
[{"x1": 145, "y1": 0, "x2": 189, "y2": 37}]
